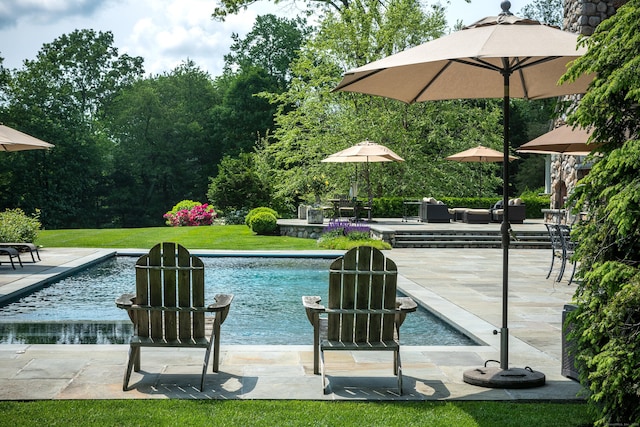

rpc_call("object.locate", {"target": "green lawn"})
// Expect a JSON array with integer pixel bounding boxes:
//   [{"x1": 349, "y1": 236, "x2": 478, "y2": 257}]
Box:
[
  {"x1": 38, "y1": 225, "x2": 319, "y2": 250},
  {"x1": 0, "y1": 400, "x2": 593, "y2": 426},
  {"x1": 19, "y1": 226, "x2": 593, "y2": 425}
]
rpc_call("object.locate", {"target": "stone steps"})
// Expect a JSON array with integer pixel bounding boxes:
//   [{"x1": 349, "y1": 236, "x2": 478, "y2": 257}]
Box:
[{"x1": 392, "y1": 230, "x2": 550, "y2": 249}]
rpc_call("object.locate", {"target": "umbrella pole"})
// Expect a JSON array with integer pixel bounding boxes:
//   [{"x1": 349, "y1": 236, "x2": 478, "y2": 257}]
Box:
[
  {"x1": 463, "y1": 65, "x2": 545, "y2": 388},
  {"x1": 500, "y1": 70, "x2": 510, "y2": 371}
]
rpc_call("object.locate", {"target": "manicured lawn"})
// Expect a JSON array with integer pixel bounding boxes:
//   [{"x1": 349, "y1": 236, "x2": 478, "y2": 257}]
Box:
[
  {"x1": 0, "y1": 400, "x2": 593, "y2": 426},
  {"x1": 38, "y1": 225, "x2": 319, "y2": 250}
]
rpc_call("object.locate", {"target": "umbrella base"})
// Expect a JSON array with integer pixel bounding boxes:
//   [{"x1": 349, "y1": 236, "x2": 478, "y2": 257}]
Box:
[{"x1": 463, "y1": 366, "x2": 545, "y2": 389}]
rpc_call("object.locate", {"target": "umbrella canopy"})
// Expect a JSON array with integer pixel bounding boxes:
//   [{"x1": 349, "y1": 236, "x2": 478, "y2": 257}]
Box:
[
  {"x1": 0, "y1": 124, "x2": 54, "y2": 152},
  {"x1": 446, "y1": 145, "x2": 518, "y2": 197},
  {"x1": 322, "y1": 140, "x2": 405, "y2": 163},
  {"x1": 333, "y1": 16, "x2": 591, "y2": 102},
  {"x1": 445, "y1": 145, "x2": 518, "y2": 162},
  {"x1": 323, "y1": 141, "x2": 404, "y2": 220},
  {"x1": 333, "y1": 1, "x2": 593, "y2": 386},
  {"x1": 517, "y1": 124, "x2": 597, "y2": 155}
]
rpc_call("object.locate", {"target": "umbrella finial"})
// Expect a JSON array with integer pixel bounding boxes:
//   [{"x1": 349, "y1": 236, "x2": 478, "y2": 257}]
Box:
[{"x1": 499, "y1": 1, "x2": 512, "y2": 16}]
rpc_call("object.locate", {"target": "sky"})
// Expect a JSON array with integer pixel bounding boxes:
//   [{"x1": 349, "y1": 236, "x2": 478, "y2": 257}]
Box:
[{"x1": 0, "y1": 0, "x2": 528, "y2": 77}]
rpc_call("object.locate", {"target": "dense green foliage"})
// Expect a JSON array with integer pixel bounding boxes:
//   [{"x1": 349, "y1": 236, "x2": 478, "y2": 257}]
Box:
[
  {"x1": 0, "y1": 400, "x2": 592, "y2": 427},
  {"x1": 561, "y1": 1, "x2": 640, "y2": 425},
  {"x1": 207, "y1": 153, "x2": 273, "y2": 213},
  {"x1": 0, "y1": 208, "x2": 41, "y2": 243},
  {"x1": 244, "y1": 207, "x2": 279, "y2": 228},
  {"x1": 248, "y1": 211, "x2": 279, "y2": 235}
]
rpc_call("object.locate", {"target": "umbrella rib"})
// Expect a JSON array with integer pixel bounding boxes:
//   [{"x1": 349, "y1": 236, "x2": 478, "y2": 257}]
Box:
[
  {"x1": 411, "y1": 61, "x2": 454, "y2": 103},
  {"x1": 331, "y1": 69, "x2": 383, "y2": 92}
]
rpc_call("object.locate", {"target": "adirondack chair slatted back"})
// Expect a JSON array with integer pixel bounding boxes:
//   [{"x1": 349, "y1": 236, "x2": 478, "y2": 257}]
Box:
[
  {"x1": 327, "y1": 246, "x2": 398, "y2": 343},
  {"x1": 134, "y1": 242, "x2": 205, "y2": 342}
]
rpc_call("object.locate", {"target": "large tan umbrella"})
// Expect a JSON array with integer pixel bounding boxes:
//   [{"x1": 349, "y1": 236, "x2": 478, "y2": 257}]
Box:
[
  {"x1": 323, "y1": 141, "x2": 404, "y2": 220},
  {"x1": 0, "y1": 124, "x2": 54, "y2": 152},
  {"x1": 446, "y1": 145, "x2": 518, "y2": 196},
  {"x1": 334, "y1": 2, "x2": 593, "y2": 387}
]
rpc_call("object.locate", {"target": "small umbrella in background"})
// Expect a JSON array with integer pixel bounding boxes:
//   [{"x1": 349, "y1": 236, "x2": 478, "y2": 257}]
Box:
[
  {"x1": 517, "y1": 124, "x2": 599, "y2": 221},
  {"x1": 445, "y1": 145, "x2": 518, "y2": 197},
  {"x1": 322, "y1": 141, "x2": 404, "y2": 220},
  {"x1": 517, "y1": 124, "x2": 596, "y2": 155},
  {"x1": 334, "y1": 1, "x2": 594, "y2": 387},
  {"x1": 0, "y1": 124, "x2": 54, "y2": 152}
]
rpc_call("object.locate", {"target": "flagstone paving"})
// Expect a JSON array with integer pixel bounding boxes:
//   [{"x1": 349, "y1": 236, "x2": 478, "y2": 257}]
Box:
[{"x1": 0, "y1": 244, "x2": 582, "y2": 400}]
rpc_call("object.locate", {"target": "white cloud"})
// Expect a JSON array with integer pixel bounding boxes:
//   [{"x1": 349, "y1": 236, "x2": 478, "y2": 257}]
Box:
[{"x1": 0, "y1": 0, "x2": 116, "y2": 28}]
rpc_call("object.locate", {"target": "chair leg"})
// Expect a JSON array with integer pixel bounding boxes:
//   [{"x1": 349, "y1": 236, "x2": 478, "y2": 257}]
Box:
[
  {"x1": 396, "y1": 349, "x2": 403, "y2": 396},
  {"x1": 320, "y1": 348, "x2": 327, "y2": 394},
  {"x1": 546, "y1": 250, "x2": 556, "y2": 279},
  {"x1": 123, "y1": 346, "x2": 139, "y2": 391},
  {"x1": 211, "y1": 316, "x2": 221, "y2": 372},
  {"x1": 556, "y1": 249, "x2": 567, "y2": 282},
  {"x1": 567, "y1": 260, "x2": 577, "y2": 285}
]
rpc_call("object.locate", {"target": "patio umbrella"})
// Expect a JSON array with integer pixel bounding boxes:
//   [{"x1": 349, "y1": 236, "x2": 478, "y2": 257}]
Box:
[
  {"x1": 0, "y1": 124, "x2": 54, "y2": 152},
  {"x1": 445, "y1": 145, "x2": 518, "y2": 197},
  {"x1": 322, "y1": 140, "x2": 404, "y2": 220},
  {"x1": 517, "y1": 124, "x2": 600, "y2": 221},
  {"x1": 517, "y1": 124, "x2": 597, "y2": 155},
  {"x1": 333, "y1": 1, "x2": 593, "y2": 387}
]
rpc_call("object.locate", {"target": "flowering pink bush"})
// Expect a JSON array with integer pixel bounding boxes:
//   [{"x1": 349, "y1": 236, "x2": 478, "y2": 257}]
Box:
[{"x1": 163, "y1": 203, "x2": 217, "y2": 227}]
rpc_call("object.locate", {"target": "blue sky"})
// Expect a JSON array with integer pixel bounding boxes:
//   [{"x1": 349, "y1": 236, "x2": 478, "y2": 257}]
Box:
[{"x1": 0, "y1": 0, "x2": 527, "y2": 76}]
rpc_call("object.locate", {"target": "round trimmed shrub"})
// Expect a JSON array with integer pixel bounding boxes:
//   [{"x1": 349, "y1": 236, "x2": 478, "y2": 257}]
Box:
[
  {"x1": 245, "y1": 207, "x2": 278, "y2": 228},
  {"x1": 250, "y1": 212, "x2": 278, "y2": 235}
]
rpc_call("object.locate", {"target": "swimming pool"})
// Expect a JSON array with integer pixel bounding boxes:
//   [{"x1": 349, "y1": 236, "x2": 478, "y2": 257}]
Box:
[{"x1": 0, "y1": 256, "x2": 477, "y2": 346}]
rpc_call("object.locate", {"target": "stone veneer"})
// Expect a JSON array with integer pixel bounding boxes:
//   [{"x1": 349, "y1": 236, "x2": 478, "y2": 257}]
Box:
[{"x1": 545, "y1": 0, "x2": 627, "y2": 220}]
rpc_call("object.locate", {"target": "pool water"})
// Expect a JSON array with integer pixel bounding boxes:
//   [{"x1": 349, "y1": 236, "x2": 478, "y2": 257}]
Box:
[{"x1": 0, "y1": 256, "x2": 477, "y2": 346}]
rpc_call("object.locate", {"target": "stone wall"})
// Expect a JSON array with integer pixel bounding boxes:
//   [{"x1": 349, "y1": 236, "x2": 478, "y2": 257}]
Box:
[{"x1": 563, "y1": 0, "x2": 626, "y2": 35}]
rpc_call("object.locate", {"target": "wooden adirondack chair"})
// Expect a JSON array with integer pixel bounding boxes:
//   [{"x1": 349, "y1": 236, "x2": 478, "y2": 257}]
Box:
[
  {"x1": 115, "y1": 242, "x2": 233, "y2": 392},
  {"x1": 302, "y1": 246, "x2": 417, "y2": 395}
]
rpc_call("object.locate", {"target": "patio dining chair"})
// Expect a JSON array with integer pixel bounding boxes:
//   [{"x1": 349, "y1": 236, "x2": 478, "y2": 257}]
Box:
[
  {"x1": 557, "y1": 224, "x2": 578, "y2": 284},
  {"x1": 545, "y1": 223, "x2": 564, "y2": 281}
]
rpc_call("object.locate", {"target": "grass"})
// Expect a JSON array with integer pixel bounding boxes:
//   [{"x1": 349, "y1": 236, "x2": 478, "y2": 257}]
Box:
[
  {"x1": 17, "y1": 225, "x2": 593, "y2": 425},
  {"x1": 0, "y1": 400, "x2": 593, "y2": 426},
  {"x1": 38, "y1": 225, "x2": 320, "y2": 250}
]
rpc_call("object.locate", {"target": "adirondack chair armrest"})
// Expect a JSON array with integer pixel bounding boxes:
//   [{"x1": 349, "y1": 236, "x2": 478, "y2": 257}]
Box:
[
  {"x1": 115, "y1": 293, "x2": 136, "y2": 309},
  {"x1": 302, "y1": 296, "x2": 324, "y2": 311},
  {"x1": 207, "y1": 293, "x2": 234, "y2": 324},
  {"x1": 396, "y1": 296, "x2": 417, "y2": 312},
  {"x1": 115, "y1": 293, "x2": 137, "y2": 323},
  {"x1": 302, "y1": 296, "x2": 325, "y2": 326},
  {"x1": 207, "y1": 293, "x2": 234, "y2": 311},
  {"x1": 395, "y1": 296, "x2": 418, "y2": 328}
]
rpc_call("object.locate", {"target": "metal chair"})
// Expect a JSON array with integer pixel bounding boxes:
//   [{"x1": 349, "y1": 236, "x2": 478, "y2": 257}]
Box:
[
  {"x1": 557, "y1": 224, "x2": 577, "y2": 284},
  {"x1": 545, "y1": 223, "x2": 564, "y2": 280}
]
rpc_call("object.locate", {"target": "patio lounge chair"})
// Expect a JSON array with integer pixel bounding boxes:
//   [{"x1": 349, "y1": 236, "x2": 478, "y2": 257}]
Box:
[
  {"x1": 115, "y1": 242, "x2": 233, "y2": 392},
  {"x1": 0, "y1": 243, "x2": 40, "y2": 262},
  {"x1": 302, "y1": 246, "x2": 417, "y2": 395},
  {"x1": 419, "y1": 198, "x2": 453, "y2": 223},
  {"x1": 0, "y1": 246, "x2": 23, "y2": 269}
]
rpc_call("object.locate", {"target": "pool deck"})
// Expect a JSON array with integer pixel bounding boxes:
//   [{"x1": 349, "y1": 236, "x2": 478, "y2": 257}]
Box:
[{"x1": 0, "y1": 241, "x2": 583, "y2": 401}]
